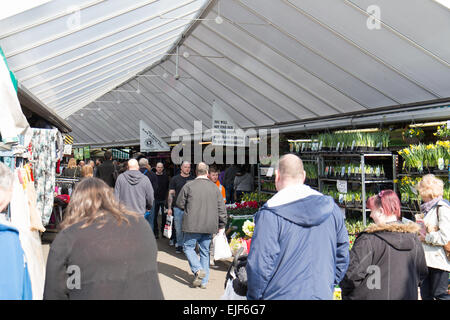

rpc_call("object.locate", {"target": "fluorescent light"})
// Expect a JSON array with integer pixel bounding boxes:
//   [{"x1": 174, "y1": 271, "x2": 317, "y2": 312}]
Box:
[
  {"x1": 408, "y1": 121, "x2": 447, "y2": 128},
  {"x1": 334, "y1": 128, "x2": 380, "y2": 133}
]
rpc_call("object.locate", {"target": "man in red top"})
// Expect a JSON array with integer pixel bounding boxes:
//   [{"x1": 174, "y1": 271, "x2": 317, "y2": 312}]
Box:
[{"x1": 208, "y1": 166, "x2": 226, "y2": 203}]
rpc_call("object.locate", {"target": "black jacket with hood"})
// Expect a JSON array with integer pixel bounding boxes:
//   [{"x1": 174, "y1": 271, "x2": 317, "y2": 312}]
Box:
[
  {"x1": 114, "y1": 170, "x2": 154, "y2": 215},
  {"x1": 340, "y1": 222, "x2": 428, "y2": 300}
]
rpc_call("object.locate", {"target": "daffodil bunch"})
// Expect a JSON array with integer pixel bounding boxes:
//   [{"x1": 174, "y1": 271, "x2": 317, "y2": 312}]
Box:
[{"x1": 398, "y1": 144, "x2": 425, "y2": 171}]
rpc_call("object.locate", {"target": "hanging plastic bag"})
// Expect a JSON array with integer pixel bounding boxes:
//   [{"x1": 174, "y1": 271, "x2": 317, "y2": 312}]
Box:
[
  {"x1": 163, "y1": 215, "x2": 173, "y2": 239},
  {"x1": 221, "y1": 279, "x2": 247, "y2": 300},
  {"x1": 213, "y1": 232, "x2": 232, "y2": 261}
]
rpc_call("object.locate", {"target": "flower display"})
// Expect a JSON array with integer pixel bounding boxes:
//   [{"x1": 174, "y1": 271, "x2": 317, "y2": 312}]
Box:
[
  {"x1": 434, "y1": 125, "x2": 450, "y2": 139},
  {"x1": 229, "y1": 219, "x2": 254, "y2": 255},
  {"x1": 398, "y1": 141, "x2": 449, "y2": 171},
  {"x1": 314, "y1": 131, "x2": 390, "y2": 151},
  {"x1": 402, "y1": 127, "x2": 425, "y2": 140},
  {"x1": 242, "y1": 220, "x2": 255, "y2": 238}
]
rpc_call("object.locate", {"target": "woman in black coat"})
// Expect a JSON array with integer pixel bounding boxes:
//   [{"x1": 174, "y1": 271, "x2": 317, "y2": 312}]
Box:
[
  {"x1": 44, "y1": 178, "x2": 164, "y2": 300},
  {"x1": 340, "y1": 190, "x2": 428, "y2": 300}
]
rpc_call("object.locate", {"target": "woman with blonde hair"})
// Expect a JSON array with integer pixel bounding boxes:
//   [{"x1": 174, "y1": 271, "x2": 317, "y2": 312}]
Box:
[
  {"x1": 416, "y1": 174, "x2": 450, "y2": 300},
  {"x1": 44, "y1": 177, "x2": 164, "y2": 300},
  {"x1": 62, "y1": 158, "x2": 81, "y2": 178},
  {"x1": 80, "y1": 164, "x2": 93, "y2": 178}
]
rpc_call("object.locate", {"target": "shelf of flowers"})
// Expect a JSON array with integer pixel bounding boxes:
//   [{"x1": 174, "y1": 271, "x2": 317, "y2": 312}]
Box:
[
  {"x1": 322, "y1": 185, "x2": 376, "y2": 211},
  {"x1": 321, "y1": 163, "x2": 387, "y2": 181},
  {"x1": 397, "y1": 141, "x2": 449, "y2": 173},
  {"x1": 289, "y1": 131, "x2": 390, "y2": 154}
]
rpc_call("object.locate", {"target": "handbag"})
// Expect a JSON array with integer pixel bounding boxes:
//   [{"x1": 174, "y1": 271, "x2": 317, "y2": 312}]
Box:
[{"x1": 436, "y1": 205, "x2": 450, "y2": 261}]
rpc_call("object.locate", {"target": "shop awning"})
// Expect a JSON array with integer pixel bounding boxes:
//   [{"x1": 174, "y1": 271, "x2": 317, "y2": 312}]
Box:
[{"x1": 0, "y1": 0, "x2": 449, "y2": 146}]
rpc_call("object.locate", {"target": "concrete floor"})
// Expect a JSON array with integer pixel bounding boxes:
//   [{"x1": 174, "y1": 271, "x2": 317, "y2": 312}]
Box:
[{"x1": 41, "y1": 231, "x2": 232, "y2": 300}]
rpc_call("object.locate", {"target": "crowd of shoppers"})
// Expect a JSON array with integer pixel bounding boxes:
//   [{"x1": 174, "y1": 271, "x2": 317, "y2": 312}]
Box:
[{"x1": 3, "y1": 149, "x2": 449, "y2": 300}]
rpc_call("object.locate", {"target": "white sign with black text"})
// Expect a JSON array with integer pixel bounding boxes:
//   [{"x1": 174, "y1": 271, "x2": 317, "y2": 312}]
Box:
[{"x1": 140, "y1": 120, "x2": 170, "y2": 152}]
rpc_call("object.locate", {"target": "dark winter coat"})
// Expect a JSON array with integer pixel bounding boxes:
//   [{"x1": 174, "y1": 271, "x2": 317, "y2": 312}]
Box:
[
  {"x1": 246, "y1": 195, "x2": 350, "y2": 300},
  {"x1": 140, "y1": 167, "x2": 158, "y2": 196},
  {"x1": 340, "y1": 222, "x2": 428, "y2": 300},
  {"x1": 44, "y1": 214, "x2": 164, "y2": 300},
  {"x1": 62, "y1": 167, "x2": 81, "y2": 178},
  {"x1": 95, "y1": 160, "x2": 116, "y2": 188}
]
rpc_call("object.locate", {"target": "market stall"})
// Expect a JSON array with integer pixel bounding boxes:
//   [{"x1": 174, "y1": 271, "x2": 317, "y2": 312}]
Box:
[{"x1": 0, "y1": 46, "x2": 72, "y2": 299}]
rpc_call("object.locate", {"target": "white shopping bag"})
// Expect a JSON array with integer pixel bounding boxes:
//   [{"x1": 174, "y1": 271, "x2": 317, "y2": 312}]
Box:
[
  {"x1": 213, "y1": 233, "x2": 232, "y2": 261},
  {"x1": 163, "y1": 215, "x2": 173, "y2": 239},
  {"x1": 221, "y1": 279, "x2": 247, "y2": 300}
]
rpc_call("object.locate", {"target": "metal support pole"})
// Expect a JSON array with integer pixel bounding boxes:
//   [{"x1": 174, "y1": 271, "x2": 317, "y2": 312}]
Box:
[
  {"x1": 393, "y1": 154, "x2": 397, "y2": 194},
  {"x1": 361, "y1": 154, "x2": 366, "y2": 226}
]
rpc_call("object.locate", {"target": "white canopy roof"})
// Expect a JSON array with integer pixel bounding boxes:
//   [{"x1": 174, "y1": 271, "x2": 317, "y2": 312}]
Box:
[{"x1": 1, "y1": 0, "x2": 449, "y2": 146}]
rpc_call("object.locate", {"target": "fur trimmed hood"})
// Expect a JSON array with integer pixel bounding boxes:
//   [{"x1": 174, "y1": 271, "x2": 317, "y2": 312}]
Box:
[
  {"x1": 362, "y1": 222, "x2": 421, "y2": 251},
  {"x1": 364, "y1": 222, "x2": 421, "y2": 234}
]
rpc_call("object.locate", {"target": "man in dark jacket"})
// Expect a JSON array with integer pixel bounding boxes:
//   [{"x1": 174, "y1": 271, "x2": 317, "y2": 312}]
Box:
[
  {"x1": 114, "y1": 159, "x2": 154, "y2": 217},
  {"x1": 155, "y1": 162, "x2": 170, "y2": 239},
  {"x1": 95, "y1": 151, "x2": 116, "y2": 188},
  {"x1": 246, "y1": 154, "x2": 350, "y2": 300},
  {"x1": 138, "y1": 158, "x2": 159, "y2": 234},
  {"x1": 176, "y1": 162, "x2": 227, "y2": 289},
  {"x1": 223, "y1": 165, "x2": 238, "y2": 204}
]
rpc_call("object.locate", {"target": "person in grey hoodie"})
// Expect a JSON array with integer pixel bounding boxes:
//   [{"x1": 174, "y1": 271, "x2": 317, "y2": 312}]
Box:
[{"x1": 114, "y1": 159, "x2": 154, "y2": 216}]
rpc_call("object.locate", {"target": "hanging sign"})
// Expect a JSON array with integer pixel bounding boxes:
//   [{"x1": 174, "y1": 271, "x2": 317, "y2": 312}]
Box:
[
  {"x1": 63, "y1": 144, "x2": 73, "y2": 155},
  {"x1": 74, "y1": 148, "x2": 83, "y2": 160},
  {"x1": 83, "y1": 146, "x2": 90, "y2": 159},
  {"x1": 336, "y1": 180, "x2": 348, "y2": 194},
  {"x1": 140, "y1": 120, "x2": 170, "y2": 152},
  {"x1": 212, "y1": 101, "x2": 246, "y2": 147}
]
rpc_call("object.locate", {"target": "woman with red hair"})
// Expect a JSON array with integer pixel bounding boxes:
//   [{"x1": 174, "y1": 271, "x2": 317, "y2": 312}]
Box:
[{"x1": 340, "y1": 190, "x2": 428, "y2": 300}]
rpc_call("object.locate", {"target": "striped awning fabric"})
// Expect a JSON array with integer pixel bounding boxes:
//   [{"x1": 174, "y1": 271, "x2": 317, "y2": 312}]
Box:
[{"x1": 64, "y1": 134, "x2": 74, "y2": 145}]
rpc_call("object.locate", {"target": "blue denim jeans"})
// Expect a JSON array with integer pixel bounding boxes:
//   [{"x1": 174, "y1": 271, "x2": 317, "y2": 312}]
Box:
[
  {"x1": 183, "y1": 233, "x2": 212, "y2": 285},
  {"x1": 145, "y1": 209, "x2": 155, "y2": 234},
  {"x1": 173, "y1": 207, "x2": 185, "y2": 247}
]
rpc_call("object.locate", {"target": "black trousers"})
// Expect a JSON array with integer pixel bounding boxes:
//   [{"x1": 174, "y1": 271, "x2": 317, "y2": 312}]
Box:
[
  {"x1": 153, "y1": 200, "x2": 166, "y2": 237},
  {"x1": 420, "y1": 267, "x2": 450, "y2": 300}
]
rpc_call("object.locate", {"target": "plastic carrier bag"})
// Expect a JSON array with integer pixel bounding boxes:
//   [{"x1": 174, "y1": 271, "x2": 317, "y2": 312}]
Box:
[
  {"x1": 213, "y1": 232, "x2": 232, "y2": 261},
  {"x1": 163, "y1": 215, "x2": 173, "y2": 239}
]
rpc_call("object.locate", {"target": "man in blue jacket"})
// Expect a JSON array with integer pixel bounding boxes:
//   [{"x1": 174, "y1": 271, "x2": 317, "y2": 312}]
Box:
[{"x1": 246, "y1": 154, "x2": 350, "y2": 300}]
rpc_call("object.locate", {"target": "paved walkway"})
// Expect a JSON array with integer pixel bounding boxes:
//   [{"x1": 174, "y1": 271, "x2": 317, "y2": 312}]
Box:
[
  {"x1": 42, "y1": 234, "x2": 232, "y2": 300},
  {"x1": 155, "y1": 237, "x2": 232, "y2": 300}
]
